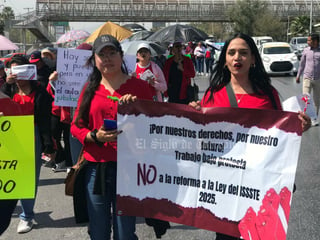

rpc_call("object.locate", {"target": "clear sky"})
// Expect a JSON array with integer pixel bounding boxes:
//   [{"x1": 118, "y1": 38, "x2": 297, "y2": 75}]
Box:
[
  {"x1": 2, "y1": 0, "x2": 102, "y2": 33},
  {"x1": 3, "y1": 0, "x2": 152, "y2": 33}
]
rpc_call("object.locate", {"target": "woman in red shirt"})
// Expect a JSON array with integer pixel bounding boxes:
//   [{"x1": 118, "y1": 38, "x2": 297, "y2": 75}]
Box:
[
  {"x1": 71, "y1": 35, "x2": 154, "y2": 240},
  {"x1": 0, "y1": 92, "x2": 22, "y2": 236},
  {"x1": 189, "y1": 33, "x2": 311, "y2": 240},
  {"x1": 3, "y1": 55, "x2": 55, "y2": 234}
]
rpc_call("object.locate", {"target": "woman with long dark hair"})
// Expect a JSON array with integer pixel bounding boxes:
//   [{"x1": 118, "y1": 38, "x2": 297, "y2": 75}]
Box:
[
  {"x1": 189, "y1": 33, "x2": 311, "y2": 240},
  {"x1": 70, "y1": 34, "x2": 154, "y2": 240}
]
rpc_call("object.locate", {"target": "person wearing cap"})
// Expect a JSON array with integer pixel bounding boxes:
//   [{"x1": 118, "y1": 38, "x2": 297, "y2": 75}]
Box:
[
  {"x1": 133, "y1": 42, "x2": 167, "y2": 102},
  {"x1": 163, "y1": 40, "x2": 196, "y2": 104},
  {"x1": 70, "y1": 34, "x2": 154, "y2": 240},
  {"x1": 2, "y1": 55, "x2": 55, "y2": 234},
  {"x1": 29, "y1": 50, "x2": 52, "y2": 88},
  {"x1": 185, "y1": 41, "x2": 196, "y2": 67},
  {"x1": 41, "y1": 47, "x2": 57, "y2": 71}
]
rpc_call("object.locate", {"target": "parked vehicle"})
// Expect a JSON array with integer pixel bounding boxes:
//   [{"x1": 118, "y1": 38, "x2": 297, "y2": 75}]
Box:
[
  {"x1": 289, "y1": 36, "x2": 308, "y2": 59},
  {"x1": 252, "y1": 36, "x2": 273, "y2": 47},
  {"x1": 0, "y1": 52, "x2": 26, "y2": 67},
  {"x1": 259, "y1": 42, "x2": 299, "y2": 75}
]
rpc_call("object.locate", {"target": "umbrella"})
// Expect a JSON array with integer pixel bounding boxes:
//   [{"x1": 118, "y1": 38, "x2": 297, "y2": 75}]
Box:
[
  {"x1": 56, "y1": 30, "x2": 90, "y2": 44},
  {"x1": 146, "y1": 24, "x2": 208, "y2": 44},
  {"x1": 122, "y1": 23, "x2": 146, "y2": 33},
  {"x1": 121, "y1": 40, "x2": 166, "y2": 57},
  {"x1": 85, "y1": 21, "x2": 132, "y2": 43},
  {"x1": 128, "y1": 30, "x2": 154, "y2": 41},
  {"x1": 0, "y1": 35, "x2": 19, "y2": 51}
]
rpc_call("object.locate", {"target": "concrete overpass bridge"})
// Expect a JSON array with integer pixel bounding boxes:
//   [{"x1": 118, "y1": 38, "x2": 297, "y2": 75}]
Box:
[{"x1": 12, "y1": 0, "x2": 320, "y2": 43}]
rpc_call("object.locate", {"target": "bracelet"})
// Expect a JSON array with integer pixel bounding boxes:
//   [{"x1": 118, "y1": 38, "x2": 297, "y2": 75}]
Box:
[{"x1": 90, "y1": 129, "x2": 103, "y2": 147}]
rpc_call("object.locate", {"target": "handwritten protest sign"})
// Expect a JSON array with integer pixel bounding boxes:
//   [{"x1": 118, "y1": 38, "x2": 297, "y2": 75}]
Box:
[
  {"x1": 116, "y1": 100, "x2": 302, "y2": 239},
  {"x1": 55, "y1": 48, "x2": 92, "y2": 107},
  {"x1": 0, "y1": 115, "x2": 35, "y2": 199}
]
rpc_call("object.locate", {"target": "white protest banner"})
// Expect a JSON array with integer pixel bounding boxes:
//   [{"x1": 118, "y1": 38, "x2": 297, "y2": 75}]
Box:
[
  {"x1": 55, "y1": 48, "x2": 92, "y2": 107},
  {"x1": 11, "y1": 64, "x2": 37, "y2": 80},
  {"x1": 116, "y1": 100, "x2": 302, "y2": 239}
]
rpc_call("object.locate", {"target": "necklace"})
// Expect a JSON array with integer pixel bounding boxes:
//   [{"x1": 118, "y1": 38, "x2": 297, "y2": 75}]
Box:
[{"x1": 236, "y1": 94, "x2": 245, "y2": 104}]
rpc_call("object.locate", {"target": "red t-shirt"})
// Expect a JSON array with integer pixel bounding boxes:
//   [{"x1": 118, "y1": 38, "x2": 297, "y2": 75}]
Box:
[
  {"x1": 136, "y1": 63, "x2": 152, "y2": 80},
  {"x1": 12, "y1": 91, "x2": 36, "y2": 115},
  {"x1": 71, "y1": 76, "x2": 154, "y2": 163},
  {"x1": 201, "y1": 86, "x2": 282, "y2": 110},
  {"x1": 0, "y1": 97, "x2": 23, "y2": 115}
]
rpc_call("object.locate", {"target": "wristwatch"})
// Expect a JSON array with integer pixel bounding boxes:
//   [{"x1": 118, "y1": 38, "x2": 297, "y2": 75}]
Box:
[{"x1": 90, "y1": 129, "x2": 103, "y2": 147}]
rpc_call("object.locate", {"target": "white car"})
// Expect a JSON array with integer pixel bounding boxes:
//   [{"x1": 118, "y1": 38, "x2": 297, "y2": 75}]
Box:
[{"x1": 259, "y1": 42, "x2": 299, "y2": 75}]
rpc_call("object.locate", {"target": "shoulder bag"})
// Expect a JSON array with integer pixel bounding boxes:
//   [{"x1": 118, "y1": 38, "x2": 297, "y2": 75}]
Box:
[
  {"x1": 187, "y1": 78, "x2": 199, "y2": 102},
  {"x1": 65, "y1": 148, "x2": 85, "y2": 196}
]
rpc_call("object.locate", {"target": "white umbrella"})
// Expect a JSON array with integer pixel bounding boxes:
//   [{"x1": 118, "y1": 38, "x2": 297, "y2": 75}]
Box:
[
  {"x1": 121, "y1": 40, "x2": 166, "y2": 57},
  {"x1": 0, "y1": 35, "x2": 19, "y2": 51},
  {"x1": 56, "y1": 30, "x2": 90, "y2": 44}
]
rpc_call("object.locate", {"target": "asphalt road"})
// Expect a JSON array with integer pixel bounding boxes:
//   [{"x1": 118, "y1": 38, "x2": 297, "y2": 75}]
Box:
[{"x1": 1, "y1": 75, "x2": 319, "y2": 240}]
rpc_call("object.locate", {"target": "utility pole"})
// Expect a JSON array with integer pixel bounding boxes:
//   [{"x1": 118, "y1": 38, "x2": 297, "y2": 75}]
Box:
[
  {"x1": 309, "y1": 0, "x2": 313, "y2": 34},
  {"x1": 21, "y1": 8, "x2": 33, "y2": 53}
]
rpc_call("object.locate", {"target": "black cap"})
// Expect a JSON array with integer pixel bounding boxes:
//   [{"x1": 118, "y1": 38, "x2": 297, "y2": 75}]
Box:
[
  {"x1": 93, "y1": 35, "x2": 122, "y2": 54},
  {"x1": 29, "y1": 51, "x2": 42, "y2": 63}
]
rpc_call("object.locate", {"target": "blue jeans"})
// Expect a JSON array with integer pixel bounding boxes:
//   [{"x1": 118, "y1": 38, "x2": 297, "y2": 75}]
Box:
[
  {"x1": 196, "y1": 57, "x2": 204, "y2": 73},
  {"x1": 69, "y1": 135, "x2": 82, "y2": 165},
  {"x1": 19, "y1": 126, "x2": 42, "y2": 221},
  {"x1": 85, "y1": 163, "x2": 137, "y2": 240}
]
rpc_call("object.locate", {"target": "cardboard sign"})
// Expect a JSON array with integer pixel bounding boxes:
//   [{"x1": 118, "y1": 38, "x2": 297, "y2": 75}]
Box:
[
  {"x1": 0, "y1": 115, "x2": 35, "y2": 199},
  {"x1": 55, "y1": 48, "x2": 92, "y2": 107}
]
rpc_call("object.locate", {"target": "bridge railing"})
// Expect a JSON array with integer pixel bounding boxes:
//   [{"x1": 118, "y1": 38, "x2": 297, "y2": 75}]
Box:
[
  {"x1": 13, "y1": 11, "x2": 56, "y2": 42},
  {"x1": 35, "y1": 0, "x2": 320, "y2": 22}
]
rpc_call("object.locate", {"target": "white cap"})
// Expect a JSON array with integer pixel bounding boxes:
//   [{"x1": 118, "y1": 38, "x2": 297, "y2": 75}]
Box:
[{"x1": 137, "y1": 43, "x2": 151, "y2": 52}]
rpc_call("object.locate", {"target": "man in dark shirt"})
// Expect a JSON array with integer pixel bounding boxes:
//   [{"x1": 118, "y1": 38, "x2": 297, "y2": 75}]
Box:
[{"x1": 29, "y1": 51, "x2": 52, "y2": 88}]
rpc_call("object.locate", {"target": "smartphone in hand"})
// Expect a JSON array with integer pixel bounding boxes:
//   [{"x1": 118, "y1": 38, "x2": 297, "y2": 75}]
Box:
[{"x1": 104, "y1": 119, "x2": 117, "y2": 130}]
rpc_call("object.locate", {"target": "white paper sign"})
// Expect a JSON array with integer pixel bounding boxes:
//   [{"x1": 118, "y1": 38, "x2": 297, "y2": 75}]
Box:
[
  {"x1": 139, "y1": 69, "x2": 155, "y2": 81},
  {"x1": 55, "y1": 48, "x2": 92, "y2": 107},
  {"x1": 282, "y1": 93, "x2": 317, "y2": 120},
  {"x1": 11, "y1": 64, "x2": 37, "y2": 81}
]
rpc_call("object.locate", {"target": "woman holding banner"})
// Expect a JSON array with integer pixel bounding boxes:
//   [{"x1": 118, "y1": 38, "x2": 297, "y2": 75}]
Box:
[
  {"x1": 189, "y1": 33, "x2": 311, "y2": 240},
  {"x1": 70, "y1": 34, "x2": 154, "y2": 240},
  {"x1": 2, "y1": 55, "x2": 55, "y2": 234}
]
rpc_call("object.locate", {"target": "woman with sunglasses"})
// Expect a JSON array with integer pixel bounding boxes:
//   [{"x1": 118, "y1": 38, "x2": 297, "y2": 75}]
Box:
[{"x1": 163, "y1": 40, "x2": 195, "y2": 104}]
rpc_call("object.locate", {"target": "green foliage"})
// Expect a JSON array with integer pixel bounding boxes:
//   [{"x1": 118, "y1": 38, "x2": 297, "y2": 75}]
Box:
[
  {"x1": 189, "y1": 22, "x2": 232, "y2": 42},
  {"x1": 290, "y1": 16, "x2": 310, "y2": 36},
  {"x1": 227, "y1": 0, "x2": 285, "y2": 40},
  {"x1": 0, "y1": 7, "x2": 14, "y2": 35}
]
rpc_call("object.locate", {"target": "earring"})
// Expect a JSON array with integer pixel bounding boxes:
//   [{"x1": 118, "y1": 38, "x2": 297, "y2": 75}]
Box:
[{"x1": 251, "y1": 63, "x2": 256, "y2": 68}]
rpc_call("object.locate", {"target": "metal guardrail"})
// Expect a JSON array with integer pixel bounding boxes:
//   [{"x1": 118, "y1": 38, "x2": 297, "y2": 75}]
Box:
[
  {"x1": 35, "y1": 0, "x2": 320, "y2": 22},
  {"x1": 11, "y1": 0, "x2": 320, "y2": 43}
]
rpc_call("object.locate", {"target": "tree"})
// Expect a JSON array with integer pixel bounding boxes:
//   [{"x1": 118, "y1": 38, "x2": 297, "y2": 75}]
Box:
[
  {"x1": 0, "y1": 6, "x2": 15, "y2": 35},
  {"x1": 227, "y1": 0, "x2": 285, "y2": 39},
  {"x1": 190, "y1": 22, "x2": 233, "y2": 42},
  {"x1": 290, "y1": 16, "x2": 310, "y2": 36}
]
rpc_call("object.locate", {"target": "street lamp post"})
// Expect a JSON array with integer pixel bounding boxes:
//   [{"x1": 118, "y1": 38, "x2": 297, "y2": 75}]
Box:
[{"x1": 309, "y1": 0, "x2": 313, "y2": 34}]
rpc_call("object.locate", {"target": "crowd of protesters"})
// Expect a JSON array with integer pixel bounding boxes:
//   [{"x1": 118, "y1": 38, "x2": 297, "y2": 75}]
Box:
[{"x1": 0, "y1": 32, "x2": 313, "y2": 240}]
